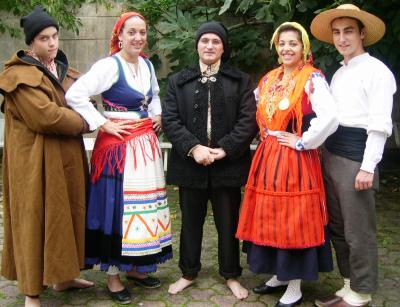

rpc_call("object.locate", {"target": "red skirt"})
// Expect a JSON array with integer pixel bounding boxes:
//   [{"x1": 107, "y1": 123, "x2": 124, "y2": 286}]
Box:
[{"x1": 236, "y1": 136, "x2": 327, "y2": 249}]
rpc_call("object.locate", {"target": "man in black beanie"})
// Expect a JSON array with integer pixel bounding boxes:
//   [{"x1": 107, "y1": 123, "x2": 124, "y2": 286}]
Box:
[
  {"x1": 20, "y1": 5, "x2": 59, "y2": 45},
  {"x1": 162, "y1": 21, "x2": 258, "y2": 299},
  {"x1": 194, "y1": 21, "x2": 230, "y2": 62},
  {"x1": 0, "y1": 6, "x2": 93, "y2": 306}
]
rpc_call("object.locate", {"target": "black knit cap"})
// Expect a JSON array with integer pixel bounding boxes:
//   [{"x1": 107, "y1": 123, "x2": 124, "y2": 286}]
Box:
[
  {"x1": 195, "y1": 21, "x2": 230, "y2": 62},
  {"x1": 20, "y1": 5, "x2": 59, "y2": 45}
]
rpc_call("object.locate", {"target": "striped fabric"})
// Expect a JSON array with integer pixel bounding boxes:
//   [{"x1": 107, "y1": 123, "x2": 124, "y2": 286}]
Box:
[{"x1": 236, "y1": 136, "x2": 327, "y2": 248}]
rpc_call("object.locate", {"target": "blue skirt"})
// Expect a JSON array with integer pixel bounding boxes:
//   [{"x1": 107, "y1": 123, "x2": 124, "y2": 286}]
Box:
[{"x1": 243, "y1": 227, "x2": 333, "y2": 281}]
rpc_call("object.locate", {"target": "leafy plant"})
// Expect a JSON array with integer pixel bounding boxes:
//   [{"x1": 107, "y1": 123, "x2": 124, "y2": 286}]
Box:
[
  {"x1": 0, "y1": 0, "x2": 113, "y2": 36},
  {"x1": 124, "y1": 0, "x2": 399, "y2": 84}
]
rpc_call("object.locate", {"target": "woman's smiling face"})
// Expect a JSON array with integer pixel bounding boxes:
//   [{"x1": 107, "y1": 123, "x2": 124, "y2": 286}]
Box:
[{"x1": 277, "y1": 30, "x2": 304, "y2": 69}]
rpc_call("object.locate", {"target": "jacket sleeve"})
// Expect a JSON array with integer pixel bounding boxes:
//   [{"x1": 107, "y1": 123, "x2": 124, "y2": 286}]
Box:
[
  {"x1": 217, "y1": 74, "x2": 258, "y2": 159},
  {"x1": 8, "y1": 84, "x2": 87, "y2": 136},
  {"x1": 161, "y1": 76, "x2": 201, "y2": 158}
]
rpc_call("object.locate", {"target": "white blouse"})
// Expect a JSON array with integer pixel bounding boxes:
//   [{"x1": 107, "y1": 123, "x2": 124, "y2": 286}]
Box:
[
  {"x1": 66, "y1": 52, "x2": 161, "y2": 131},
  {"x1": 302, "y1": 72, "x2": 338, "y2": 149}
]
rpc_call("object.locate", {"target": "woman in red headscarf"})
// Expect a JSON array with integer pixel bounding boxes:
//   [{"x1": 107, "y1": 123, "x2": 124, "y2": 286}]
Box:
[{"x1": 66, "y1": 12, "x2": 172, "y2": 304}]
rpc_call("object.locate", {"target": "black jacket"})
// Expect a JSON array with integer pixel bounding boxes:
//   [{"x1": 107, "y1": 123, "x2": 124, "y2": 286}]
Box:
[{"x1": 162, "y1": 63, "x2": 258, "y2": 188}]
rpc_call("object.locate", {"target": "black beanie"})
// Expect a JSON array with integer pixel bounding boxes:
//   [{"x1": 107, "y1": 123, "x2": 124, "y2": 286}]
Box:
[
  {"x1": 195, "y1": 21, "x2": 230, "y2": 62},
  {"x1": 20, "y1": 6, "x2": 59, "y2": 45}
]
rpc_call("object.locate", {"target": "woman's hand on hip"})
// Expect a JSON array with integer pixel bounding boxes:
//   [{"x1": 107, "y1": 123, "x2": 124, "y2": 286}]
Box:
[
  {"x1": 152, "y1": 115, "x2": 162, "y2": 135},
  {"x1": 100, "y1": 120, "x2": 134, "y2": 140},
  {"x1": 277, "y1": 132, "x2": 300, "y2": 149}
]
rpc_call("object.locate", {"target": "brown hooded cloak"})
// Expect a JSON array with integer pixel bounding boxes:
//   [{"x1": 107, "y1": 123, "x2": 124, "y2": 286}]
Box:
[{"x1": 0, "y1": 50, "x2": 89, "y2": 295}]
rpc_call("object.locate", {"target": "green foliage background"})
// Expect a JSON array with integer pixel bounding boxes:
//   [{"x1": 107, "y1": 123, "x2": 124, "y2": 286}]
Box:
[
  {"x1": 1, "y1": 0, "x2": 399, "y2": 83},
  {"x1": 124, "y1": 0, "x2": 400, "y2": 84}
]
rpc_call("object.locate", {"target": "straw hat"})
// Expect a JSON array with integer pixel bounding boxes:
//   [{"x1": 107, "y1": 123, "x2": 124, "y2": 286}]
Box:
[{"x1": 310, "y1": 4, "x2": 385, "y2": 46}]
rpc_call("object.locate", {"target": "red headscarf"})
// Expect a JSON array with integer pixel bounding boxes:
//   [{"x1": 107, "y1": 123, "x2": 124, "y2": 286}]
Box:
[{"x1": 109, "y1": 11, "x2": 148, "y2": 57}]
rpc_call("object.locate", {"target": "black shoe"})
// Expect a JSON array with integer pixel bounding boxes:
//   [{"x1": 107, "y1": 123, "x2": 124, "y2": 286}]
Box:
[
  {"x1": 108, "y1": 287, "x2": 131, "y2": 305},
  {"x1": 126, "y1": 275, "x2": 161, "y2": 288},
  {"x1": 275, "y1": 296, "x2": 303, "y2": 307},
  {"x1": 253, "y1": 283, "x2": 288, "y2": 294}
]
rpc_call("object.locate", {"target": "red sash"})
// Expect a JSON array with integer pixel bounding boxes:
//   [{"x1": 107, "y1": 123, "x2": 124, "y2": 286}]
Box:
[{"x1": 90, "y1": 118, "x2": 158, "y2": 183}]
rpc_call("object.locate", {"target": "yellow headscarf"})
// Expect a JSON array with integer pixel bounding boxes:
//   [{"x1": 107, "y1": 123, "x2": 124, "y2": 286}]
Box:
[{"x1": 270, "y1": 22, "x2": 311, "y2": 63}]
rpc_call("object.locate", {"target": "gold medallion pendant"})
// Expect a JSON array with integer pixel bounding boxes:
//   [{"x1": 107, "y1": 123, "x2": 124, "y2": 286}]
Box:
[{"x1": 278, "y1": 97, "x2": 290, "y2": 110}]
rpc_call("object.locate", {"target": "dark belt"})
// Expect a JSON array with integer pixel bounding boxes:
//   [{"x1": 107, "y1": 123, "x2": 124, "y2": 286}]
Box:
[{"x1": 325, "y1": 125, "x2": 367, "y2": 162}]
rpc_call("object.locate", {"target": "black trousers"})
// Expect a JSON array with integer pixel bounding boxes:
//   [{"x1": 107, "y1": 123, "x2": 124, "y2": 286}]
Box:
[{"x1": 178, "y1": 186, "x2": 243, "y2": 279}]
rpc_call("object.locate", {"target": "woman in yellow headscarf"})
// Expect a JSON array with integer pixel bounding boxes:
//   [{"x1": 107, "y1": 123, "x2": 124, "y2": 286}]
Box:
[{"x1": 236, "y1": 22, "x2": 338, "y2": 306}]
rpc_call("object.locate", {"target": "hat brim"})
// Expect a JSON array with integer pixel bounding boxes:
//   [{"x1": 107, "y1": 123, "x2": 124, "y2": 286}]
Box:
[{"x1": 310, "y1": 8, "x2": 385, "y2": 46}]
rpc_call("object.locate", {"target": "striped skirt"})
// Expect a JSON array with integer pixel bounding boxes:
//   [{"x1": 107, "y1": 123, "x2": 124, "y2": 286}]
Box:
[{"x1": 236, "y1": 135, "x2": 327, "y2": 249}]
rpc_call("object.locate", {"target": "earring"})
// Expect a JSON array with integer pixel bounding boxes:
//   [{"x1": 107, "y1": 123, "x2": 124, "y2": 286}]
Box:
[{"x1": 118, "y1": 41, "x2": 122, "y2": 49}]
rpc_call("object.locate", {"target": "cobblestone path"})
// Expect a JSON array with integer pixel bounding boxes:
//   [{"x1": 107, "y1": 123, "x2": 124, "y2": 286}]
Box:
[{"x1": 0, "y1": 175, "x2": 399, "y2": 306}]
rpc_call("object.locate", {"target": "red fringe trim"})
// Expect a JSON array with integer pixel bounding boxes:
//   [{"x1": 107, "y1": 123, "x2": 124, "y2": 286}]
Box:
[
  {"x1": 91, "y1": 140, "x2": 126, "y2": 183},
  {"x1": 90, "y1": 119, "x2": 160, "y2": 183}
]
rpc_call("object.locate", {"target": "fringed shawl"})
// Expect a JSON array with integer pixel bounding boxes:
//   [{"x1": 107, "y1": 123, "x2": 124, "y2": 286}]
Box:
[{"x1": 256, "y1": 63, "x2": 318, "y2": 138}]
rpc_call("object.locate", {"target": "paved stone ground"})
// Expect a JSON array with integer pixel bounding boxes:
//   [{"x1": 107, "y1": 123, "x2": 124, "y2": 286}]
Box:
[{"x1": 0, "y1": 164, "x2": 399, "y2": 306}]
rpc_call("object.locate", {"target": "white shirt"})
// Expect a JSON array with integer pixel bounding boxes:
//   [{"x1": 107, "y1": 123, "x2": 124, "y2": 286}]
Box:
[
  {"x1": 65, "y1": 52, "x2": 161, "y2": 131},
  {"x1": 330, "y1": 53, "x2": 396, "y2": 173},
  {"x1": 254, "y1": 72, "x2": 338, "y2": 149},
  {"x1": 302, "y1": 72, "x2": 338, "y2": 149}
]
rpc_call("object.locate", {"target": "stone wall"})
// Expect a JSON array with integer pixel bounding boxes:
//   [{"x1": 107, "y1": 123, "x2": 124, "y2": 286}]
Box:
[
  {"x1": 0, "y1": 3, "x2": 172, "y2": 143},
  {"x1": 0, "y1": 4, "x2": 128, "y2": 143},
  {"x1": 1, "y1": 3, "x2": 121, "y2": 73}
]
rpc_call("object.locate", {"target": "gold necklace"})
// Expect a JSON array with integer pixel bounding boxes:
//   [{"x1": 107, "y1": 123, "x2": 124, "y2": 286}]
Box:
[{"x1": 263, "y1": 68, "x2": 300, "y2": 121}]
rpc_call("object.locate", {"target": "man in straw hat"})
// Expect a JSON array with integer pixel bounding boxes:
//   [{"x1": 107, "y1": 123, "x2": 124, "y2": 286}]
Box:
[{"x1": 310, "y1": 4, "x2": 396, "y2": 307}]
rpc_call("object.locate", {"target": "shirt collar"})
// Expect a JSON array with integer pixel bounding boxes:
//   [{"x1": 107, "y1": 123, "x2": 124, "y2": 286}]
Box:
[
  {"x1": 199, "y1": 59, "x2": 221, "y2": 76},
  {"x1": 340, "y1": 52, "x2": 370, "y2": 66}
]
